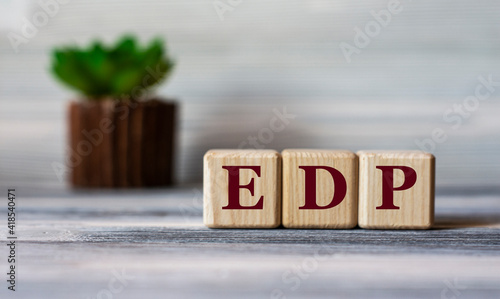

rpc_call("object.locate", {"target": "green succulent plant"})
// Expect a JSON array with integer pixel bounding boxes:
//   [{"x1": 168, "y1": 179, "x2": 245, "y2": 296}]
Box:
[{"x1": 51, "y1": 35, "x2": 174, "y2": 101}]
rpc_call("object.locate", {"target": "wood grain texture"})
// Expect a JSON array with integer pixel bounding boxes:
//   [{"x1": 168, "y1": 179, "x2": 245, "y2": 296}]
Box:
[
  {"x1": 0, "y1": 187, "x2": 499, "y2": 299},
  {"x1": 68, "y1": 99, "x2": 176, "y2": 188},
  {"x1": 100, "y1": 100, "x2": 115, "y2": 187},
  {"x1": 113, "y1": 101, "x2": 130, "y2": 187},
  {"x1": 68, "y1": 101, "x2": 84, "y2": 186},
  {"x1": 203, "y1": 149, "x2": 281, "y2": 228},
  {"x1": 282, "y1": 149, "x2": 358, "y2": 229},
  {"x1": 86, "y1": 102, "x2": 102, "y2": 187},
  {"x1": 358, "y1": 150, "x2": 435, "y2": 229},
  {"x1": 127, "y1": 101, "x2": 145, "y2": 186}
]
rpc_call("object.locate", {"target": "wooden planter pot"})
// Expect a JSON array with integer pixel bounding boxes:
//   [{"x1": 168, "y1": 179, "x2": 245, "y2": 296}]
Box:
[{"x1": 68, "y1": 99, "x2": 176, "y2": 188}]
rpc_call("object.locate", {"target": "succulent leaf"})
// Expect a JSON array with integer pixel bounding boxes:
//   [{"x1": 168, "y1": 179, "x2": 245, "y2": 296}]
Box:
[{"x1": 50, "y1": 35, "x2": 174, "y2": 100}]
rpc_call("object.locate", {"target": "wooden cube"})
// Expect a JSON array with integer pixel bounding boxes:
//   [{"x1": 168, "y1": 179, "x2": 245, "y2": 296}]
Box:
[
  {"x1": 358, "y1": 151, "x2": 435, "y2": 229},
  {"x1": 282, "y1": 149, "x2": 358, "y2": 229},
  {"x1": 203, "y1": 150, "x2": 281, "y2": 228}
]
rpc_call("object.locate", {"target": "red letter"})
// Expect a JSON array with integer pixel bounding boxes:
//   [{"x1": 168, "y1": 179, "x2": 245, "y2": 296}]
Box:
[
  {"x1": 376, "y1": 166, "x2": 417, "y2": 210},
  {"x1": 298, "y1": 166, "x2": 347, "y2": 210},
  {"x1": 222, "y1": 166, "x2": 264, "y2": 210}
]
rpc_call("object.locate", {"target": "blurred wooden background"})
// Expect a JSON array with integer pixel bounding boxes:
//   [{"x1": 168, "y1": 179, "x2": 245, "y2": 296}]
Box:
[{"x1": 1, "y1": 0, "x2": 499, "y2": 193}]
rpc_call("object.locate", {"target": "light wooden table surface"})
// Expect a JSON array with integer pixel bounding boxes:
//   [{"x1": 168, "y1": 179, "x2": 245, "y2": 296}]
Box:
[{"x1": 1, "y1": 185, "x2": 499, "y2": 298}]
